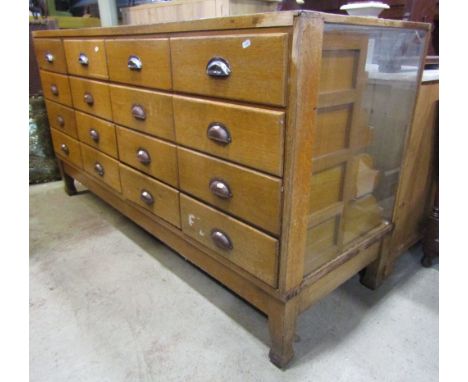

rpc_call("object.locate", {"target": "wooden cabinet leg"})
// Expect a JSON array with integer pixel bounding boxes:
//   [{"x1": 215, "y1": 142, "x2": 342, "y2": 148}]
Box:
[
  {"x1": 57, "y1": 159, "x2": 77, "y2": 196},
  {"x1": 360, "y1": 236, "x2": 391, "y2": 290},
  {"x1": 268, "y1": 298, "x2": 298, "y2": 369},
  {"x1": 421, "y1": 188, "x2": 438, "y2": 267}
]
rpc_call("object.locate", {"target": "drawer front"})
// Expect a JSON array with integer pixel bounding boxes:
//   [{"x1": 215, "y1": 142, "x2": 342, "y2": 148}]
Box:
[
  {"x1": 171, "y1": 33, "x2": 288, "y2": 106},
  {"x1": 106, "y1": 38, "x2": 171, "y2": 90},
  {"x1": 81, "y1": 144, "x2": 121, "y2": 192},
  {"x1": 40, "y1": 71, "x2": 72, "y2": 106},
  {"x1": 50, "y1": 129, "x2": 82, "y2": 168},
  {"x1": 120, "y1": 164, "x2": 180, "y2": 228},
  {"x1": 45, "y1": 100, "x2": 77, "y2": 138},
  {"x1": 173, "y1": 95, "x2": 285, "y2": 176},
  {"x1": 63, "y1": 39, "x2": 108, "y2": 80},
  {"x1": 34, "y1": 38, "x2": 67, "y2": 74},
  {"x1": 180, "y1": 194, "x2": 278, "y2": 287},
  {"x1": 178, "y1": 148, "x2": 282, "y2": 235},
  {"x1": 69, "y1": 77, "x2": 112, "y2": 120},
  {"x1": 75, "y1": 111, "x2": 118, "y2": 158},
  {"x1": 116, "y1": 126, "x2": 178, "y2": 187},
  {"x1": 110, "y1": 84, "x2": 174, "y2": 141}
]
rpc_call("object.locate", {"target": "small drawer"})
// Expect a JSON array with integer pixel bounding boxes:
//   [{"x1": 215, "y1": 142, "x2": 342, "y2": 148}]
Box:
[
  {"x1": 173, "y1": 95, "x2": 285, "y2": 176},
  {"x1": 180, "y1": 194, "x2": 278, "y2": 287},
  {"x1": 116, "y1": 126, "x2": 178, "y2": 187},
  {"x1": 45, "y1": 100, "x2": 77, "y2": 138},
  {"x1": 110, "y1": 84, "x2": 174, "y2": 141},
  {"x1": 69, "y1": 77, "x2": 112, "y2": 120},
  {"x1": 178, "y1": 148, "x2": 282, "y2": 235},
  {"x1": 81, "y1": 144, "x2": 121, "y2": 193},
  {"x1": 120, "y1": 164, "x2": 180, "y2": 228},
  {"x1": 75, "y1": 111, "x2": 118, "y2": 158},
  {"x1": 171, "y1": 33, "x2": 288, "y2": 106},
  {"x1": 40, "y1": 71, "x2": 72, "y2": 106},
  {"x1": 63, "y1": 39, "x2": 108, "y2": 80},
  {"x1": 33, "y1": 38, "x2": 67, "y2": 74},
  {"x1": 50, "y1": 129, "x2": 82, "y2": 168},
  {"x1": 106, "y1": 38, "x2": 171, "y2": 90}
]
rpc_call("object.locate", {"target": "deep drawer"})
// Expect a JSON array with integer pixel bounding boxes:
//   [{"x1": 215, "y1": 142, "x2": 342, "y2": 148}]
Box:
[
  {"x1": 33, "y1": 38, "x2": 67, "y2": 74},
  {"x1": 75, "y1": 112, "x2": 118, "y2": 158},
  {"x1": 45, "y1": 100, "x2": 77, "y2": 139},
  {"x1": 173, "y1": 95, "x2": 285, "y2": 176},
  {"x1": 116, "y1": 126, "x2": 178, "y2": 187},
  {"x1": 69, "y1": 77, "x2": 112, "y2": 120},
  {"x1": 106, "y1": 38, "x2": 171, "y2": 90},
  {"x1": 81, "y1": 144, "x2": 121, "y2": 193},
  {"x1": 178, "y1": 148, "x2": 282, "y2": 236},
  {"x1": 120, "y1": 164, "x2": 180, "y2": 228},
  {"x1": 63, "y1": 39, "x2": 108, "y2": 80},
  {"x1": 50, "y1": 129, "x2": 83, "y2": 168},
  {"x1": 180, "y1": 194, "x2": 278, "y2": 287},
  {"x1": 171, "y1": 33, "x2": 289, "y2": 106},
  {"x1": 40, "y1": 71, "x2": 72, "y2": 106},
  {"x1": 110, "y1": 84, "x2": 174, "y2": 141}
]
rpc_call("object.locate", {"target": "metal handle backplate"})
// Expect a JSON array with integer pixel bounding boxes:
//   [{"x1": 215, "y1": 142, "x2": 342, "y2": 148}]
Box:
[
  {"x1": 136, "y1": 148, "x2": 151, "y2": 165},
  {"x1": 89, "y1": 129, "x2": 99, "y2": 142},
  {"x1": 128, "y1": 55, "x2": 143, "y2": 71},
  {"x1": 78, "y1": 53, "x2": 89, "y2": 66},
  {"x1": 60, "y1": 143, "x2": 69, "y2": 155},
  {"x1": 140, "y1": 190, "x2": 154, "y2": 205},
  {"x1": 206, "y1": 57, "x2": 231, "y2": 78},
  {"x1": 211, "y1": 229, "x2": 233, "y2": 251},
  {"x1": 94, "y1": 162, "x2": 105, "y2": 177},
  {"x1": 207, "y1": 123, "x2": 231, "y2": 145},
  {"x1": 45, "y1": 52, "x2": 54, "y2": 63},
  {"x1": 84, "y1": 92, "x2": 94, "y2": 105},
  {"x1": 209, "y1": 178, "x2": 232, "y2": 200},
  {"x1": 131, "y1": 104, "x2": 146, "y2": 120}
]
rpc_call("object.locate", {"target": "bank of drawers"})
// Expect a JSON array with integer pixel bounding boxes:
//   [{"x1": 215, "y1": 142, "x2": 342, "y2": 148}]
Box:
[{"x1": 36, "y1": 35, "x2": 287, "y2": 287}]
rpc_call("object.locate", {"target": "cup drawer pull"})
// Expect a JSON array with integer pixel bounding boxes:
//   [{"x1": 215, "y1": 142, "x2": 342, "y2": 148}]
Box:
[
  {"x1": 45, "y1": 52, "x2": 54, "y2": 63},
  {"x1": 50, "y1": 85, "x2": 59, "y2": 96},
  {"x1": 84, "y1": 92, "x2": 94, "y2": 105},
  {"x1": 211, "y1": 229, "x2": 233, "y2": 251},
  {"x1": 57, "y1": 115, "x2": 65, "y2": 127},
  {"x1": 206, "y1": 57, "x2": 231, "y2": 78},
  {"x1": 207, "y1": 123, "x2": 231, "y2": 145},
  {"x1": 128, "y1": 55, "x2": 143, "y2": 71},
  {"x1": 131, "y1": 104, "x2": 146, "y2": 120},
  {"x1": 89, "y1": 128, "x2": 99, "y2": 142},
  {"x1": 136, "y1": 148, "x2": 151, "y2": 165},
  {"x1": 60, "y1": 143, "x2": 69, "y2": 155},
  {"x1": 209, "y1": 179, "x2": 232, "y2": 199},
  {"x1": 78, "y1": 53, "x2": 89, "y2": 66},
  {"x1": 140, "y1": 190, "x2": 154, "y2": 205},
  {"x1": 94, "y1": 162, "x2": 105, "y2": 177}
]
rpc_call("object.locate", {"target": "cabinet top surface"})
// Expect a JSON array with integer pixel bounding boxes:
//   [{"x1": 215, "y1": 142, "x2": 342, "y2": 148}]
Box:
[{"x1": 32, "y1": 10, "x2": 430, "y2": 38}]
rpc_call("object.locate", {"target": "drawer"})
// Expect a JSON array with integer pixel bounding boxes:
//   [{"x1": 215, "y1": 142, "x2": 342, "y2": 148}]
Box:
[
  {"x1": 173, "y1": 95, "x2": 285, "y2": 176},
  {"x1": 33, "y1": 38, "x2": 67, "y2": 74},
  {"x1": 110, "y1": 84, "x2": 174, "y2": 141},
  {"x1": 50, "y1": 129, "x2": 82, "y2": 168},
  {"x1": 75, "y1": 112, "x2": 118, "y2": 158},
  {"x1": 69, "y1": 77, "x2": 112, "y2": 120},
  {"x1": 45, "y1": 100, "x2": 77, "y2": 138},
  {"x1": 178, "y1": 148, "x2": 282, "y2": 235},
  {"x1": 106, "y1": 38, "x2": 171, "y2": 90},
  {"x1": 116, "y1": 126, "x2": 178, "y2": 187},
  {"x1": 81, "y1": 144, "x2": 121, "y2": 193},
  {"x1": 63, "y1": 39, "x2": 108, "y2": 80},
  {"x1": 171, "y1": 33, "x2": 288, "y2": 106},
  {"x1": 40, "y1": 71, "x2": 72, "y2": 106},
  {"x1": 120, "y1": 164, "x2": 180, "y2": 228},
  {"x1": 180, "y1": 194, "x2": 278, "y2": 287}
]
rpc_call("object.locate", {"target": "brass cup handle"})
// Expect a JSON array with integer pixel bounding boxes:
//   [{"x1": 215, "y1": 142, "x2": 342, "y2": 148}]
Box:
[
  {"x1": 140, "y1": 190, "x2": 154, "y2": 205},
  {"x1": 128, "y1": 55, "x2": 143, "y2": 71},
  {"x1": 84, "y1": 92, "x2": 94, "y2": 105},
  {"x1": 60, "y1": 143, "x2": 69, "y2": 155},
  {"x1": 206, "y1": 57, "x2": 231, "y2": 78},
  {"x1": 57, "y1": 115, "x2": 65, "y2": 127},
  {"x1": 94, "y1": 162, "x2": 105, "y2": 177},
  {"x1": 209, "y1": 179, "x2": 232, "y2": 199},
  {"x1": 211, "y1": 229, "x2": 233, "y2": 251},
  {"x1": 207, "y1": 123, "x2": 231, "y2": 145},
  {"x1": 131, "y1": 104, "x2": 146, "y2": 120},
  {"x1": 89, "y1": 128, "x2": 99, "y2": 142},
  {"x1": 45, "y1": 52, "x2": 54, "y2": 63},
  {"x1": 136, "y1": 148, "x2": 151, "y2": 165},
  {"x1": 78, "y1": 53, "x2": 89, "y2": 66},
  {"x1": 50, "y1": 84, "x2": 59, "y2": 96}
]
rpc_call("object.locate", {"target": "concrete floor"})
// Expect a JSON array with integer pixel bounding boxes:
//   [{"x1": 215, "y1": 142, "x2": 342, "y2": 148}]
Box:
[{"x1": 30, "y1": 181, "x2": 438, "y2": 382}]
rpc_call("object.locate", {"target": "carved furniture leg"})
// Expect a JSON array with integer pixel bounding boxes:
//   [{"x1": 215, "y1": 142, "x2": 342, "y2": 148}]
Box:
[
  {"x1": 57, "y1": 159, "x2": 77, "y2": 196},
  {"x1": 268, "y1": 298, "x2": 299, "y2": 369}
]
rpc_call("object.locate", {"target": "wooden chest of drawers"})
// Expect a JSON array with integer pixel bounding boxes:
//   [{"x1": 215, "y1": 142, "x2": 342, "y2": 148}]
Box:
[{"x1": 33, "y1": 11, "x2": 430, "y2": 367}]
